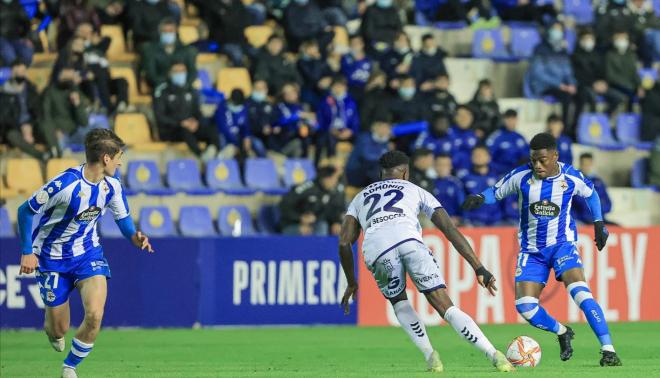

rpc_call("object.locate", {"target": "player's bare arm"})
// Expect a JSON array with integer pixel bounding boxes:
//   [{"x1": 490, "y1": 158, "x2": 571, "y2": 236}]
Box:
[
  {"x1": 431, "y1": 208, "x2": 497, "y2": 296},
  {"x1": 339, "y1": 215, "x2": 360, "y2": 314}
]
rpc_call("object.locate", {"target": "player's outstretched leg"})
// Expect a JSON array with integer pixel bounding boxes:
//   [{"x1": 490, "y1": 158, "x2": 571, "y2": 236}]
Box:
[
  {"x1": 425, "y1": 289, "x2": 514, "y2": 372},
  {"x1": 389, "y1": 293, "x2": 442, "y2": 372},
  {"x1": 62, "y1": 276, "x2": 107, "y2": 378},
  {"x1": 44, "y1": 302, "x2": 70, "y2": 353}
]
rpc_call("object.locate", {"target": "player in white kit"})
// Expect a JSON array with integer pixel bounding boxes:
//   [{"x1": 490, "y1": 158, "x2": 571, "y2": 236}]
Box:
[{"x1": 339, "y1": 151, "x2": 514, "y2": 373}]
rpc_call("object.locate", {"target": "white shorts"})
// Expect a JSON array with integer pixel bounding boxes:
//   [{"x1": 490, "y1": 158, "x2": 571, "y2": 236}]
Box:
[{"x1": 366, "y1": 238, "x2": 446, "y2": 298}]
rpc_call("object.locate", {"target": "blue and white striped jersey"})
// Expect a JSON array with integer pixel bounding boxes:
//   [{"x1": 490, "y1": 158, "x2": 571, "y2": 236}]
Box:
[
  {"x1": 28, "y1": 165, "x2": 129, "y2": 260},
  {"x1": 494, "y1": 162, "x2": 594, "y2": 253}
]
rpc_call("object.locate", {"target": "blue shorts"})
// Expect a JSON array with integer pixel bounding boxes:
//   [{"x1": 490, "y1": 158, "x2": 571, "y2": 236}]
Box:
[
  {"x1": 36, "y1": 247, "x2": 111, "y2": 307},
  {"x1": 514, "y1": 242, "x2": 582, "y2": 285}
]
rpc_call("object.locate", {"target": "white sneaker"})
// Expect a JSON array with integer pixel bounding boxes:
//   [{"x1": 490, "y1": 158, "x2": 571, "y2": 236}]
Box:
[
  {"x1": 48, "y1": 334, "x2": 65, "y2": 352},
  {"x1": 426, "y1": 350, "x2": 444, "y2": 373},
  {"x1": 62, "y1": 366, "x2": 78, "y2": 378}
]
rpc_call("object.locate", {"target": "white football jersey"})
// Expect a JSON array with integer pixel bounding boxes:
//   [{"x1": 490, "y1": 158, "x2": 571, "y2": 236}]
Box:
[{"x1": 346, "y1": 179, "x2": 442, "y2": 265}]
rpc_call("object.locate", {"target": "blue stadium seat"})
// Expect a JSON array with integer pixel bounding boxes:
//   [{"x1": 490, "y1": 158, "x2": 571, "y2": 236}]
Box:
[
  {"x1": 179, "y1": 206, "x2": 217, "y2": 237},
  {"x1": 126, "y1": 160, "x2": 173, "y2": 195},
  {"x1": 576, "y1": 113, "x2": 623, "y2": 149},
  {"x1": 564, "y1": 28, "x2": 577, "y2": 54},
  {"x1": 205, "y1": 159, "x2": 255, "y2": 195},
  {"x1": 0, "y1": 67, "x2": 11, "y2": 85},
  {"x1": 256, "y1": 205, "x2": 281, "y2": 235},
  {"x1": 509, "y1": 26, "x2": 541, "y2": 59},
  {"x1": 631, "y1": 158, "x2": 651, "y2": 188},
  {"x1": 283, "y1": 159, "x2": 316, "y2": 187},
  {"x1": 435, "y1": 21, "x2": 468, "y2": 29},
  {"x1": 89, "y1": 113, "x2": 110, "y2": 130},
  {"x1": 198, "y1": 69, "x2": 224, "y2": 105},
  {"x1": 472, "y1": 29, "x2": 508, "y2": 59},
  {"x1": 139, "y1": 207, "x2": 177, "y2": 237},
  {"x1": 98, "y1": 212, "x2": 123, "y2": 238},
  {"x1": 639, "y1": 68, "x2": 658, "y2": 89},
  {"x1": 615, "y1": 113, "x2": 652, "y2": 150},
  {"x1": 166, "y1": 159, "x2": 214, "y2": 194},
  {"x1": 217, "y1": 205, "x2": 255, "y2": 236},
  {"x1": 0, "y1": 207, "x2": 14, "y2": 237},
  {"x1": 563, "y1": 0, "x2": 594, "y2": 25},
  {"x1": 245, "y1": 158, "x2": 287, "y2": 195},
  {"x1": 655, "y1": 0, "x2": 660, "y2": 16}
]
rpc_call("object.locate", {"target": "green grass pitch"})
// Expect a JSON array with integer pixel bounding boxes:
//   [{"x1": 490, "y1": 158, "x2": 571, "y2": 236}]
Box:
[{"x1": 2, "y1": 322, "x2": 659, "y2": 377}]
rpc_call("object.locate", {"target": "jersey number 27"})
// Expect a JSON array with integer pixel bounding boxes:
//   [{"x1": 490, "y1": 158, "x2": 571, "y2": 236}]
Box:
[{"x1": 364, "y1": 189, "x2": 404, "y2": 221}]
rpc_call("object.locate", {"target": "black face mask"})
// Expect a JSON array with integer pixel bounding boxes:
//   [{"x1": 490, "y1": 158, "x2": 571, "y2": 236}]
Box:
[
  {"x1": 59, "y1": 80, "x2": 75, "y2": 90},
  {"x1": 12, "y1": 76, "x2": 26, "y2": 84}
]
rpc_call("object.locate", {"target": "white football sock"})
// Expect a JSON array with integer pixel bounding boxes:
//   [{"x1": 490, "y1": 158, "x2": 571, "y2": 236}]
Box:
[
  {"x1": 557, "y1": 323, "x2": 567, "y2": 335},
  {"x1": 393, "y1": 300, "x2": 434, "y2": 360},
  {"x1": 444, "y1": 306, "x2": 497, "y2": 361}
]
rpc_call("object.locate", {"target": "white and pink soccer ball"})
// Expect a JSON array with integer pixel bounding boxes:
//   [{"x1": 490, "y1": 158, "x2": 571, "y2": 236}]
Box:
[{"x1": 506, "y1": 336, "x2": 542, "y2": 367}]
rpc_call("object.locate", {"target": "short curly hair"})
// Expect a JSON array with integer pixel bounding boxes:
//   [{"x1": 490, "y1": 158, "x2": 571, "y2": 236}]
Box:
[
  {"x1": 379, "y1": 151, "x2": 410, "y2": 170},
  {"x1": 530, "y1": 132, "x2": 557, "y2": 151}
]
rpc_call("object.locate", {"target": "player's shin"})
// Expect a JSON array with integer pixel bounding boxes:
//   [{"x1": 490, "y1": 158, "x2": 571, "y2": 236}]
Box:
[
  {"x1": 443, "y1": 306, "x2": 497, "y2": 361},
  {"x1": 393, "y1": 300, "x2": 435, "y2": 360},
  {"x1": 63, "y1": 338, "x2": 94, "y2": 369},
  {"x1": 515, "y1": 296, "x2": 566, "y2": 334},
  {"x1": 567, "y1": 281, "x2": 614, "y2": 352}
]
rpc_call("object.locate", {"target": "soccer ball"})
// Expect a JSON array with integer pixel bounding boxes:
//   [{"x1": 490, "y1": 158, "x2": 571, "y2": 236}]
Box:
[{"x1": 505, "y1": 336, "x2": 542, "y2": 367}]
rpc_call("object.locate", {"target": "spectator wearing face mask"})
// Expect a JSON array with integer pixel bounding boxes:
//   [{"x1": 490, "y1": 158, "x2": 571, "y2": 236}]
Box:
[
  {"x1": 360, "y1": 0, "x2": 402, "y2": 56},
  {"x1": 413, "y1": 112, "x2": 454, "y2": 156},
  {"x1": 605, "y1": 30, "x2": 643, "y2": 111},
  {"x1": 340, "y1": 35, "x2": 373, "y2": 101},
  {"x1": 297, "y1": 40, "x2": 333, "y2": 107},
  {"x1": 315, "y1": 76, "x2": 359, "y2": 164},
  {"x1": 432, "y1": 154, "x2": 464, "y2": 225},
  {"x1": 389, "y1": 75, "x2": 427, "y2": 124},
  {"x1": 272, "y1": 82, "x2": 316, "y2": 157},
  {"x1": 0, "y1": 0, "x2": 33, "y2": 66},
  {"x1": 594, "y1": 0, "x2": 636, "y2": 52},
  {"x1": 129, "y1": 0, "x2": 177, "y2": 48},
  {"x1": 486, "y1": 109, "x2": 528, "y2": 175},
  {"x1": 246, "y1": 80, "x2": 276, "y2": 147},
  {"x1": 380, "y1": 32, "x2": 414, "y2": 79},
  {"x1": 420, "y1": 74, "x2": 458, "y2": 125},
  {"x1": 460, "y1": 145, "x2": 502, "y2": 226},
  {"x1": 254, "y1": 35, "x2": 303, "y2": 96},
  {"x1": 215, "y1": 89, "x2": 266, "y2": 159},
  {"x1": 409, "y1": 148, "x2": 436, "y2": 194},
  {"x1": 89, "y1": 0, "x2": 126, "y2": 25},
  {"x1": 572, "y1": 28, "x2": 626, "y2": 118},
  {"x1": 358, "y1": 70, "x2": 390, "y2": 132},
  {"x1": 527, "y1": 21, "x2": 577, "y2": 130},
  {"x1": 546, "y1": 114, "x2": 573, "y2": 165},
  {"x1": 411, "y1": 34, "x2": 448, "y2": 88},
  {"x1": 641, "y1": 69, "x2": 660, "y2": 141},
  {"x1": 345, "y1": 119, "x2": 393, "y2": 187},
  {"x1": 202, "y1": 0, "x2": 251, "y2": 66},
  {"x1": 468, "y1": 79, "x2": 500, "y2": 139},
  {"x1": 571, "y1": 153, "x2": 613, "y2": 224},
  {"x1": 153, "y1": 62, "x2": 221, "y2": 159},
  {"x1": 450, "y1": 105, "x2": 478, "y2": 175}
]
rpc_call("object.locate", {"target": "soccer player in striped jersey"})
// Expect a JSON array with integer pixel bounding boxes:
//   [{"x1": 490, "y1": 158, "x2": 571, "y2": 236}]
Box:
[
  {"x1": 462, "y1": 132, "x2": 622, "y2": 367},
  {"x1": 17, "y1": 129, "x2": 154, "y2": 378}
]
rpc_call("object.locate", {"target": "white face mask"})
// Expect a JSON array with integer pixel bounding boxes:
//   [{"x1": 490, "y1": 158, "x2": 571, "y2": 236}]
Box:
[
  {"x1": 425, "y1": 168, "x2": 438, "y2": 179},
  {"x1": 614, "y1": 38, "x2": 629, "y2": 52},
  {"x1": 372, "y1": 132, "x2": 389, "y2": 143},
  {"x1": 580, "y1": 38, "x2": 595, "y2": 52}
]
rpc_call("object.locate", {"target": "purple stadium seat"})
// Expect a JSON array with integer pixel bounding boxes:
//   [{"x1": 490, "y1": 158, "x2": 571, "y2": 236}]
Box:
[
  {"x1": 510, "y1": 26, "x2": 541, "y2": 59},
  {"x1": 139, "y1": 206, "x2": 177, "y2": 237},
  {"x1": 98, "y1": 212, "x2": 123, "y2": 238},
  {"x1": 283, "y1": 159, "x2": 316, "y2": 187},
  {"x1": 472, "y1": 29, "x2": 508, "y2": 59},
  {"x1": 256, "y1": 205, "x2": 281, "y2": 235},
  {"x1": 0, "y1": 67, "x2": 11, "y2": 85},
  {"x1": 245, "y1": 158, "x2": 287, "y2": 195},
  {"x1": 615, "y1": 113, "x2": 651, "y2": 149},
  {"x1": 217, "y1": 205, "x2": 254, "y2": 236},
  {"x1": 166, "y1": 159, "x2": 213, "y2": 194},
  {"x1": 563, "y1": 0, "x2": 594, "y2": 25},
  {"x1": 205, "y1": 159, "x2": 255, "y2": 195},
  {"x1": 631, "y1": 158, "x2": 651, "y2": 188},
  {"x1": 639, "y1": 68, "x2": 658, "y2": 90},
  {"x1": 179, "y1": 206, "x2": 216, "y2": 237},
  {"x1": 126, "y1": 160, "x2": 173, "y2": 195},
  {"x1": 0, "y1": 207, "x2": 14, "y2": 237},
  {"x1": 576, "y1": 113, "x2": 623, "y2": 149}
]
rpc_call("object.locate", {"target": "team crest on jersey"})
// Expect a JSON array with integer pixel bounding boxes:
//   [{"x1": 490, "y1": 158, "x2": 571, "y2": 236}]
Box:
[
  {"x1": 530, "y1": 199, "x2": 560, "y2": 218},
  {"x1": 36, "y1": 190, "x2": 49, "y2": 204},
  {"x1": 75, "y1": 206, "x2": 102, "y2": 225},
  {"x1": 515, "y1": 267, "x2": 522, "y2": 277},
  {"x1": 45, "y1": 290, "x2": 56, "y2": 302},
  {"x1": 101, "y1": 181, "x2": 109, "y2": 192},
  {"x1": 560, "y1": 180, "x2": 568, "y2": 191}
]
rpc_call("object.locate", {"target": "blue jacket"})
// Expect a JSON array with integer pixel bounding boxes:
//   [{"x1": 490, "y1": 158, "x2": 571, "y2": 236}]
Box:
[
  {"x1": 345, "y1": 132, "x2": 390, "y2": 186},
  {"x1": 433, "y1": 176, "x2": 465, "y2": 217},
  {"x1": 528, "y1": 42, "x2": 576, "y2": 96},
  {"x1": 413, "y1": 129, "x2": 454, "y2": 156},
  {"x1": 571, "y1": 175, "x2": 612, "y2": 223},
  {"x1": 486, "y1": 128, "x2": 529, "y2": 174},
  {"x1": 461, "y1": 169, "x2": 502, "y2": 225},
  {"x1": 317, "y1": 94, "x2": 360, "y2": 134},
  {"x1": 557, "y1": 134, "x2": 573, "y2": 165},
  {"x1": 274, "y1": 102, "x2": 304, "y2": 130},
  {"x1": 450, "y1": 126, "x2": 478, "y2": 172},
  {"x1": 214, "y1": 104, "x2": 249, "y2": 146},
  {"x1": 341, "y1": 54, "x2": 373, "y2": 88}
]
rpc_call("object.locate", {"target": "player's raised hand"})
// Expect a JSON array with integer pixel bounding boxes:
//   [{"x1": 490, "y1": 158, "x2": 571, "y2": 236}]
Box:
[
  {"x1": 461, "y1": 194, "x2": 485, "y2": 211},
  {"x1": 131, "y1": 231, "x2": 154, "y2": 253},
  {"x1": 475, "y1": 266, "x2": 497, "y2": 296},
  {"x1": 341, "y1": 284, "x2": 358, "y2": 315},
  {"x1": 594, "y1": 221, "x2": 609, "y2": 251},
  {"x1": 19, "y1": 253, "x2": 38, "y2": 275}
]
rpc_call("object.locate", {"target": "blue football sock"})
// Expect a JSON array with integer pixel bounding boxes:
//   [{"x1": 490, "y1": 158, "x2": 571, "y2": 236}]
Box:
[
  {"x1": 63, "y1": 338, "x2": 94, "y2": 369},
  {"x1": 567, "y1": 282, "x2": 614, "y2": 351},
  {"x1": 515, "y1": 296, "x2": 562, "y2": 334}
]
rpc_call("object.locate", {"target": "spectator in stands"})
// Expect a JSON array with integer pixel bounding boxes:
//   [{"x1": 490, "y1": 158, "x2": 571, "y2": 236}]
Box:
[
  {"x1": 141, "y1": 18, "x2": 198, "y2": 89},
  {"x1": 280, "y1": 165, "x2": 345, "y2": 236},
  {"x1": 340, "y1": 34, "x2": 373, "y2": 101},
  {"x1": 203, "y1": 0, "x2": 251, "y2": 66},
  {"x1": 358, "y1": 70, "x2": 389, "y2": 132},
  {"x1": 57, "y1": 0, "x2": 102, "y2": 49},
  {"x1": 546, "y1": 114, "x2": 573, "y2": 165},
  {"x1": 360, "y1": 0, "x2": 402, "y2": 56},
  {"x1": 469, "y1": 79, "x2": 500, "y2": 139},
  {"x1": 595, "y1": 0, "x2": 636, "y2": 52},
  {"x1": 0, "y1": 0, "x2": 33, "y2": 66},
  {"x1": 492, "y1": 0, "x2": 557, "y2": 24},
  {"x1": 246, "y1": 80, "x2": 276, "y2": 146},
  {"x1": 650, "y1": 136, "x2": 660, "y2": 187},
  {"x1": 40, "y1": 67, "x2": 90, "y2": 157},
  {"x1": 215, "y1": 89, "x2": 266, "y2": 159},
  {"x1": 90, "y1": 0, "x2": 125, "y2": 25},
  {"x1": 572, "y1": 153, "x2": 613, "y2": 224},
  {"x1": 486, "y1": 109, "x2": 528, "y2": 174},
  {"x1": 432, "y1": 154, "x2": 464, "y2": 225},
  {"x1": 413, "y1": 112, "x2": 454, "y2": 156},
  {"x1": 528, "y1": 22, "x2": 577, "y2": 131},
  {"x1": 389, "y1": 75, "x2": 427, "y2": 124},
  {"x1": 451, "y1": 105, "x2": 478, "y2": 175},
  {"x1": 297, "y1": 40, "x2": 333, "y2": 107},
  {"x1": 284, "y1": 0, "x2": 334, "y2": 53},
  {"x1": 254, "y1": 35, "x2": 302, "y2": 96},
  {"x1": 641, "y1": 70, "x2": 660, "y2": 141},
  {"x1": 461, "y1": 145, "x2": 502, "y2": 226},
  {"x1": 0, "y1": 61, "x2": 49, "y2": 160},
  {"x1": 409, "y1": 148, "x2": 436, "y2": 193},
  {"x1": 153, "y1": 62, "x2": 221, "y2": 159},
  {"x1": 572, "y1": 28, "x2": 626, "y2": 118},
  {"x1": 345, "y1": 118, "x2": 392, "y2": 187},
  {"x1": 605, "y1": 30, "x2": 643, "y2": 111},
  {"x1": 315, "y1": 76, "x2": 359, "y2": 164},
  {"x1": 421, "y1": 74, "x2": 458, "y2": 119},
  {"x1": 411, "y1": 34, "x2": 448, "y2": 90},
  {"x1": 129, "y1": 0, "x2": 176, "y2": 48},
  {"x1": 380, "y1": 32, "x2": 413, "y2": 79},
  {"x1": 628, "y1": 0, "x2": 660, "y2": 65},
  {"x1": 272, "y1": 82, "x2": 315, "y2": 157}
]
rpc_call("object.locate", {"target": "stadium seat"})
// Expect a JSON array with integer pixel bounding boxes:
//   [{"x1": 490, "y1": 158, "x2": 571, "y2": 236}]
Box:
[
  {"x1": 89, "y1": 113, "x2": 111, "y2": 130},
  {"x1": 139, "y1": 206, "x2": 177, "y2": 237},
  {"x1": 198, "y1": 69, "x2": 224, "y2": 104},
  {"x1": 655, "y1": 0, "x2": 660, "y2": 16},
  {"x1": 109, "y1": 67, "x2": 151, "y2": 104},
  {"x1": 114, "y1": 113, "x2": 166, "y2": 151},
  {"x1": 98, "y1": 212, "x2": 123, "y2": 238},
  {"x1": 631, "y1": 158, "x2": 651, "y2": 188},
  {"x1": 615, "y1": 113, "x2": 651, "y2": 149},
  {"x1": 100, "y1": 25, "x2": 137, "y2": 62},
  {"x1": 472, "y1": 29, "x2": 508, "y2": 59},
  {"x1": 46, "y1": 158, "x2": 80, "y2": 180},
  {"x1": 509, "y1": 26, "x2": 541, "y2": 59},
  {"x1": 244, "y1": 25, "x2": 273, "y2": 48},
  {"x1": 126, "y1": 160, "x2": 173, "y2": 195},
  {"x1": 245, "y1": 158, "x2": 287, "y2": 194},
  {"x1": 256, "y1": 205, "x2": 280, "y2": 235},
  {"x1": 283, "y1": 159, "x2": 316, "y2": 187},
  {"x1": 0, "y1": 207, "x2": 14, "y2": 237},
  {"x1": 217, "y1": 205, "x2": 254, "y2": 236},
  {"x1": 0, "y1": 67, "x2": 11, "y2": 85},
  {"x1": 6, "y1": 158, "x2": 43, "y2": 194},
  {"x1": 576, "y1": 113, "x2": 623, "y2": 149},
  {"x1": 435, "y1": 21, "x2": 468, "y2": 29},
  {"x1": 196, "y1": 52, "x2": 220, "y2": 65},
  {"x1": 179, "y1": 206, "x2": 216, "y2": 236},
  {"x1": 639, "y1": 68, "x2": 658, "y2": 90},
  {"x1": 563, "y1": 0, "x2": 594, "y2": 25},
  {"x1": 26, "y1": 67, "x2": 52, "y2": 92},
  {"x1": 166, "y1": 159, "x2": 213, "y2": 194},
  {"x1": 205, "y1": 159, "x2": 256, "y2": 195},
  {"x1": 216, "y1": 67, "x2": 252, "y2": 96},
  {"x1": 178, "y1": 25, "x2": 199, "y2": 45}
]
